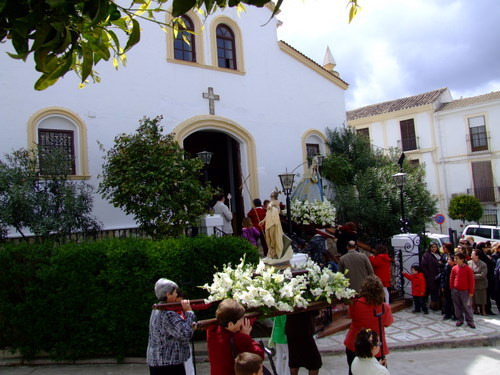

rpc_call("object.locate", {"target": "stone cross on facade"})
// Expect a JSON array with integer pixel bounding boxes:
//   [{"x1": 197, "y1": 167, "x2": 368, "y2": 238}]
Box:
[{"x1": 202, "y1": 87, "x2": 220, "y2": 115}]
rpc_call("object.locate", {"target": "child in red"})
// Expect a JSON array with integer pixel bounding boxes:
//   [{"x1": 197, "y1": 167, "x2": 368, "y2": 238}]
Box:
[
  {"x1": 207, "y1": 299, "x2": 264, "y2": 375},
  {"x1": 404, "y1": 264, "x2": 428, "y2": 314}
]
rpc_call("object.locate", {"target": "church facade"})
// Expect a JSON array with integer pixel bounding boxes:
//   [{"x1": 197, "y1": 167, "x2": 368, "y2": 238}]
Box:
[{"x1": 0, "y1": 5, "x2": 348, "y2": 235}]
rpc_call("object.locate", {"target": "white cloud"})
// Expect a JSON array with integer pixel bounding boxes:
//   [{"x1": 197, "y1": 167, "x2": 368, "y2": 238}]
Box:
[{"x1": 277, "y1": 0, "x2": 500, "y2": 109}]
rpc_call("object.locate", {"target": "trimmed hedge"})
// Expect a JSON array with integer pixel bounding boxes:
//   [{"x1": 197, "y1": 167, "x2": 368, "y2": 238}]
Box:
[{"x1": 0, "y1": 236, "x2": 259, "y2": 360}]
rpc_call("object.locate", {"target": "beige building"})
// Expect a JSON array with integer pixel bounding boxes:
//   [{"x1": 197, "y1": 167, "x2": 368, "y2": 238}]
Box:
[{"x1": 347, "y1": 88, "x2": 500, "y2": 233}]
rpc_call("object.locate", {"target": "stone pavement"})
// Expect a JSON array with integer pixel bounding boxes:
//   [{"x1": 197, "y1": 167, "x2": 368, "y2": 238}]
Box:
[
  {"x1": 2, "y1": 304, "x2": 500, "y2": 372},
  {"x1": 315, "y1": 305, "x2": 500, "y2": 354}
]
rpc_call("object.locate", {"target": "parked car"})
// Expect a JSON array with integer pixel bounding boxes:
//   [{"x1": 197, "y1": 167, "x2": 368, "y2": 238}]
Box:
[
  {"x1": 426, "y1": 233, "x2": 451, "y2": 247},
  {"x1": 461, "y1": 225, "x2": 500, "y2": 243}
]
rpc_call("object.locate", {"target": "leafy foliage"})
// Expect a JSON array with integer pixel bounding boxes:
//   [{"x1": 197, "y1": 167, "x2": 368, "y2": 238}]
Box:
[
  {"x1": 99, "y1": 115, "x2": 215, "y2": 239},
  {"x1": 0, "y1": 148, "x2": 102, "y2": 241},
  {"x1": 0, "y1": 1, "x2": 361, "y2": 90},
  {"x1": 322, "y1": 126, "x2": 438, "y2": 241},
  {"x1": 0, "y1": 236, "x2": 259, "y2": 359},
  {"x1": 448, "y1": 194, "x2": 483, "y2": 224}
]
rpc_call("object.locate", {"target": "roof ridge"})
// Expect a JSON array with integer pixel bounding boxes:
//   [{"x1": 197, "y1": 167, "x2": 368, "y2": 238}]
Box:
[
  {"x1": 347, "y1": 88, "x2": 448, "y2": 120},
  {"x1": 279, "y1": 40, "x2": 349, "y2": 86}
]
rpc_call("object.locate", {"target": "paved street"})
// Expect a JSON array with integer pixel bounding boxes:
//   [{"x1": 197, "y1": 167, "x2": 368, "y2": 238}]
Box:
[
  {"x1": 2, "y1": 306, "x2": 499, "y2": 374},
  {"x1": 2, "y1": 346, "x2": 500, "y2": 375}
]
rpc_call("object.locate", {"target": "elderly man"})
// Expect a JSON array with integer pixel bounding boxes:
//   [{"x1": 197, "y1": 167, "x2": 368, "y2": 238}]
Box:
[{"x1": 338, "y1": 241, "x2": 374, "y2": 292}]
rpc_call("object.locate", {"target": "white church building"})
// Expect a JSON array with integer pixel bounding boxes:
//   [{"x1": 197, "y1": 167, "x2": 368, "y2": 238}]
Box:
[{"x1": 0, "y1": 5, "x2": 348, "y2": 235}]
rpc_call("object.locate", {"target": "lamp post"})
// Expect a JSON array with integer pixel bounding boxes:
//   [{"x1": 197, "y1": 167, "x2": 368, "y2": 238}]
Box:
[
  {"x1": 279, "y1": 171, "x2": 295, "y2": 236},
  {"x1": 197, "y1": 151, "x2": 213, "y2": 184},
  {"x1": 392, "y1": 171, "x2": 409, "y2": 233}
]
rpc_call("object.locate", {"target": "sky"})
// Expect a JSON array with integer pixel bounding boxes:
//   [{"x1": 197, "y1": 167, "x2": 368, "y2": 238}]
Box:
[{"x1": 275, "y1": 0, "x2": 500, "y2": 110}]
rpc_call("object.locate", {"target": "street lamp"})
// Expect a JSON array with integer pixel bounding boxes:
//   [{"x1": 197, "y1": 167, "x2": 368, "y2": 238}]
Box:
[
  {"x1": 279, "y1": 171, "x2": 295, "y2": 236},
  {"x1": 392, "y1": 171, "x2": 409, "y2": 233},
  {"x1": 197, "y1": 151, "x2": 213, "y2": 183}
]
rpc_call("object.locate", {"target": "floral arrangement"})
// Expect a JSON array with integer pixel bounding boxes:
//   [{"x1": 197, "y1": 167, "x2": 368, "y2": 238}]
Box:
[
  {"x1": 201, "y1": 257, "x2": 355, "y2": 313},
  {"x1": 290, "y1": 198, "x2": 336, "y2": 226}
]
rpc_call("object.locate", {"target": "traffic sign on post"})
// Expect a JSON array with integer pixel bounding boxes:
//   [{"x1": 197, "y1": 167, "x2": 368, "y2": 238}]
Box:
[{"x1": 434, "y1": 214, "x2": 445, "y2": 225}]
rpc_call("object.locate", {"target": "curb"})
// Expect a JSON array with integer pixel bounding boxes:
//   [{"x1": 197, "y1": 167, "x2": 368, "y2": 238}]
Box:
[{"x1": 2, "y1": 335, "x2": 500, "y2": 367}]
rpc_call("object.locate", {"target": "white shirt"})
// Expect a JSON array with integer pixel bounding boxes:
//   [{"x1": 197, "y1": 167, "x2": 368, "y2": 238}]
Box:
[
  {"x1": 213, "y1": 200, "x2": 233, "y2": 234},
  {"x1": 352, "y1": 357, "x2": 390, "y2": 375}
]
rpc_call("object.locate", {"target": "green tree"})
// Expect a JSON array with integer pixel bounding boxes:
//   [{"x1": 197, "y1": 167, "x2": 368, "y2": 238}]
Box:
[
  {"x1": 99, "y1": 115, "x2": 215, "y2": 239},
  {"x1": 321, "y1": 126, "x2": 438, "y2": 240},
  {"x1": 0, "y1": 148, "x2": 102, "y2": 241},
  {"x1": 0, "y1": 0, "x2": 360, "y2": 90},
  {"x1": 448, "y1": 194, "x2": 483, "y2": 224}
]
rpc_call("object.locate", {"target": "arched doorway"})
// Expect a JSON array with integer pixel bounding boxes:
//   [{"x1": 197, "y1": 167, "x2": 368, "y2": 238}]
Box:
[
  {"x1": 184, "y1": 131, "x2": 244, "y2": 234},
  {"x1": 173, "y1": 115, "x2": 259, "y2": 236}
]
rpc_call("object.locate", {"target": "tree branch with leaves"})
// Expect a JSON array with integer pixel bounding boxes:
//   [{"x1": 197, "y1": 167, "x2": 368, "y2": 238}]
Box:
[{"x1": 0, "y1": 0, "x2": 361, "y2": 90}]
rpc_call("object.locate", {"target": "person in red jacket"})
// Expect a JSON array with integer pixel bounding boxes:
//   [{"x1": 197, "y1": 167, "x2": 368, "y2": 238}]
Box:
[
  {"x1": 403, "y1": 264, "x2": 429, "y2": 314},
  {"x1": 450, "y1": 252, "x2": 476, "y2": 328},
  {"x1": 343, "y1": 275, "x2": 393, "y2": 375},
  {"x1": 207, "y1": 299, "x2": 264, "y2": 375},
  {"x1": 369, "y1": 244, "x2": 392, "y2": 303}
]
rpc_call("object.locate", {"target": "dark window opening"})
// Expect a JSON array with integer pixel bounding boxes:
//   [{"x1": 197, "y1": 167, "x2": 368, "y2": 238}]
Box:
[
  {"x1": 216, "y1": 24, "x2": 237, "y2": 70},
  {"x1": 174, "y1": 15, "x2": 196, "y2": 62},
  {"x1": 468, "y1": 116, "x2": 488, "y2": 152},
  {"x1": 400, "y1": 119, "x2": 417, "y2": 151},
  {"x1": 38, "y1": 129, "x2": 75, "y2": 175},
  {"x1": 357, "y1": 128, "x2": 370, "y2": 139}
]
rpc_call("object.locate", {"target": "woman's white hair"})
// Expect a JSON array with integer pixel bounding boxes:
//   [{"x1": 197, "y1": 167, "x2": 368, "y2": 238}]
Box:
[{"x1": 154, "y1": 278, "x2": 178, "y2": 301}]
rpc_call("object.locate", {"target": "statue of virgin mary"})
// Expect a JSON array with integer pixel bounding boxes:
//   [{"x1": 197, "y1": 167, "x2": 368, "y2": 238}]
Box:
[{"x1": 291, "y1": 155, "x2": 324, "y2": 202}]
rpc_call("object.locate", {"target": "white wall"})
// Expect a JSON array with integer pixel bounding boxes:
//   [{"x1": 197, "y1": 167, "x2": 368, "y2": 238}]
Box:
[{"x1": 0, "y1": 6, "x2": 347, "y2": 233}]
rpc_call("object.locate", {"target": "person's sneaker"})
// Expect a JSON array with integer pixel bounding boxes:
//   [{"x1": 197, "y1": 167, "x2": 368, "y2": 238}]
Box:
[
  {"x1": 456, "y1": 321, "x2": 464, "y2": 327},
  {"x1": 451, "y1": 316, "x2": 458, "y2": 321},
  {"x1": 424, "y1": 310, "x2": 429, "y2": 315},
  {"x1": 412, "y1": 310, "x2": 421, "y2": 313},
  {"x1": 443, "y1": 315, "x2": 451, "y2": 320},
  {"x1": 467, "y1": 322, "x2": 476, "y2": 329}
]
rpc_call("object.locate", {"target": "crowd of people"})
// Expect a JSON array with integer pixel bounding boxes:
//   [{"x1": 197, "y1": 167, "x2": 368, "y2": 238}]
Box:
[
  {"x1": 419, "y1": 239, "x2": 500, "y2": 327},
  {"x1": 150, "y1": 191, "x2": 500, "y2": 375}
]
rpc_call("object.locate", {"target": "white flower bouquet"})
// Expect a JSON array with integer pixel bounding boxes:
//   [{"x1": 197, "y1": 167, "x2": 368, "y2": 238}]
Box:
[
  {"x1": 290, "y1": 198, "x2": 336, "y2": 226},
  {"x1": 201, "y1": 257, "x2": 355, "y2": 313}
]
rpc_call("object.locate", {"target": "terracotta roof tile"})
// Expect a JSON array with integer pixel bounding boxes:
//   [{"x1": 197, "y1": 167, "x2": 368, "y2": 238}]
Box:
[
  {"x1": 347, "y1": 88, "x2": 448, "y2": 121},
  {"x1": 437, "y1": 91, "x2": 500, "y2": 112}
]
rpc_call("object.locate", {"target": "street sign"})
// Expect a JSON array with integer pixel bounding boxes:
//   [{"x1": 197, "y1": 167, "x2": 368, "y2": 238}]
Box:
[{"x1": 434, "y1": 214, "x2": 445, "y2": 224}]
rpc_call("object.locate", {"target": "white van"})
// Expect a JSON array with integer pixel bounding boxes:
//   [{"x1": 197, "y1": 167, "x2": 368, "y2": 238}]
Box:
[
  {"x1": 426, "y1": 233, "x2": 450, "y2": 247},
  {"x1": 461, "y1": 225, "x2": 500, "y2": 243}
]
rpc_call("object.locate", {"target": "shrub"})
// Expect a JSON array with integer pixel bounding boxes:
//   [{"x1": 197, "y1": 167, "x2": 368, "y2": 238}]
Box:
[{"x1": 0, "y1": 236, "x2": 259, "y2": 359}]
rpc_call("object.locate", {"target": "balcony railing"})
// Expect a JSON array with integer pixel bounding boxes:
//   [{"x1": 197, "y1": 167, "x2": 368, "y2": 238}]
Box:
[
  {"x1": 397, "y1": 137, "x2": 419, "y2": 152},
  {"x1": 467, "y1": 186, "x2": 500, "y2": 203},
  {"x1": 465, "y1": 133, "x2": 490, "y2": 155},
  {"x1": 480, "y1": 209, "x2": 499, "y2": 226}
]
